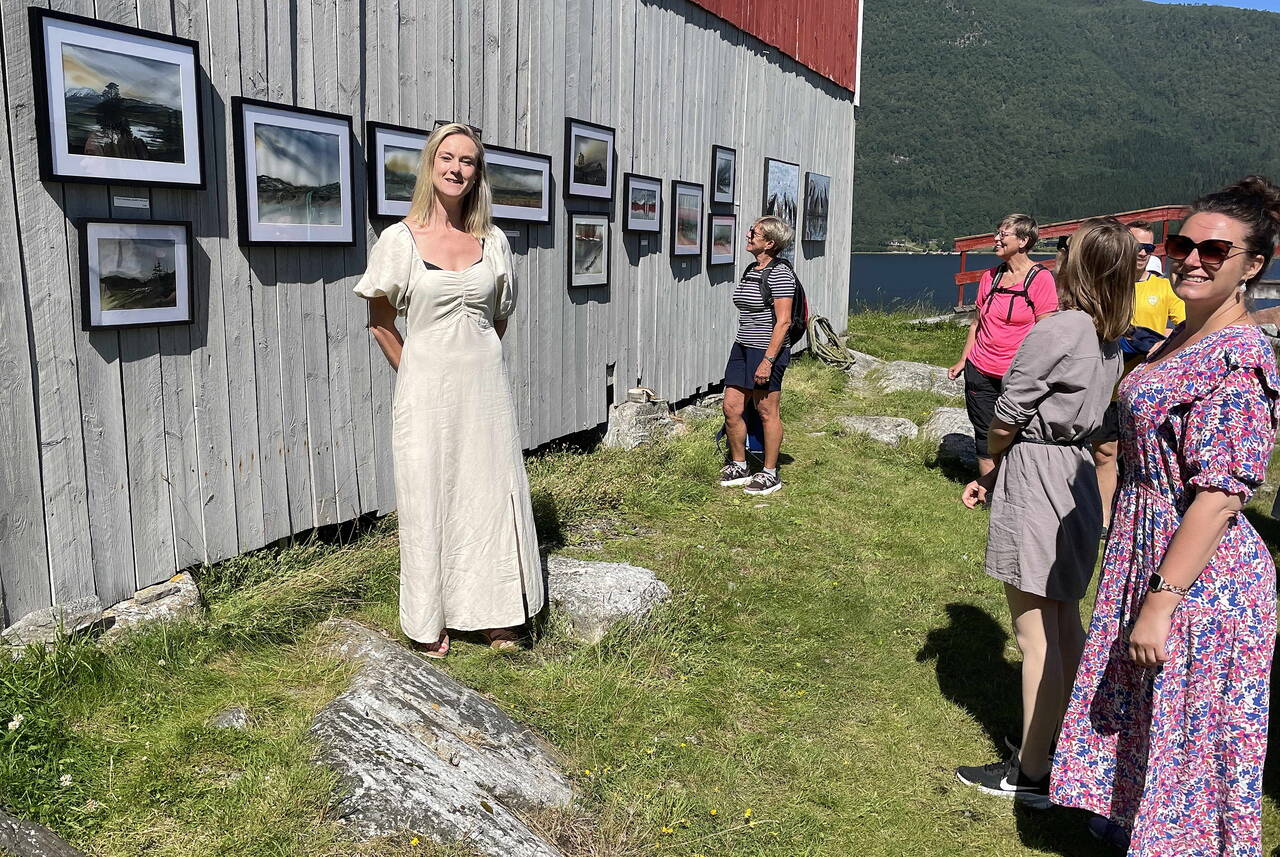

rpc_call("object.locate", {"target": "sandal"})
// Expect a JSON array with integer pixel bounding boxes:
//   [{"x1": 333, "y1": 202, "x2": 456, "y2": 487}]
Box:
[
  {"x1": 410, "y1": 633, "x2": 450, "y2": 659},
  {"x1": 483, "y1": 627, "x2": 521, "y2": 652}
]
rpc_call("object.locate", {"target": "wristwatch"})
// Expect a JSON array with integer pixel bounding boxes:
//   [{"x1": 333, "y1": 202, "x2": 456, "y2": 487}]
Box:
[
  {"x1": 762, "y1": 354, "x2": 777, "y2": 364},
  {"x1": 1148, "y1": 572, "x2": 1190, "y2": 597}
]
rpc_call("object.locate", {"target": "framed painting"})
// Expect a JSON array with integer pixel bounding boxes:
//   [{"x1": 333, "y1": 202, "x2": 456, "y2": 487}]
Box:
[
  {"x1": 569, "y1": 213, "x2": 609, "y2": 288},
  {"x1": 762, "y1": 157, "x2": 800, "y2": 228},
  {"x1": 29, "y1": 7, "x2": 205, "y2": 187},
  {"x1": 671, "y1": 181, "x2": 704, "y2": 257},
  {"x1": 233, "y1": 97, "x2": 356, "y2": 246},
  {"x1": 486, "y1": 144, "x2": 552, "y2": 223},
  {"x1": 79, "y1": 218, "x2": 193, "y2": 330},
  {"x1": 804, "y1": 172, "x2": 830, "y2": 242},
  {"x1": 708, "y1": 214, "x2": 737, "y2": 266},
  {"x1": 623, "y1": 173, "x2": 662, "y2": 233},
  {"x1": 366, "y1": 120, "x2": 427, "y2": 219},
  {"x1": 711, "y1": 145, "x2": 736, "y2": 205},
  {"x1": 564, "y1": 117, "x2": 615, "y2": 200}
]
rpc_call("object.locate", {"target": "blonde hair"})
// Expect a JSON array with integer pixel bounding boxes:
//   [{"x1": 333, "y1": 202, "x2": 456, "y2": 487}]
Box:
[
  {"x1": 406, "y1": 123, "x2": 493, "y2": 237},
  {"x1": 1057, "y1": 218, "x2": 1137, "y2": 342},
  {"x1": 754, "y1": 216, "x2": 794, "y2": 254},
  {"x1": 998, "y1": 213, "x2": 1039, "y2": 254}
]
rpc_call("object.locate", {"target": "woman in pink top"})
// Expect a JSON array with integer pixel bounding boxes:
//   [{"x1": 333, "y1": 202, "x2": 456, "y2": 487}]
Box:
[{"x1": 948, "y1": 214, "x2": 1059, "y2": 477}]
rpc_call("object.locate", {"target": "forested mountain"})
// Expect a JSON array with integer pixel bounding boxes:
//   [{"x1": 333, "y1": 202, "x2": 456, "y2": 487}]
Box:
[{"x1": 851, "y1": 0, "x2": 1280, "y2": 250}]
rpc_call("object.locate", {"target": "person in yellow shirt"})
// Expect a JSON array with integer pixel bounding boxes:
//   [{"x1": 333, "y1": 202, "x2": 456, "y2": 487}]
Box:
[{"x1": 1092, "y1": 220, "x2": 1187, "y2": 534}]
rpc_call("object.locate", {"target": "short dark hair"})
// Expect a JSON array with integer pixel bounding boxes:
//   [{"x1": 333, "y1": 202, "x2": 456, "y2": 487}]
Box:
[
  {"x1": 1127, "y1": 219, "x2": 1154, "y2": 233},
  {"x1": 1189, "y1": 175, "x2": 1280, "y2": 288}
]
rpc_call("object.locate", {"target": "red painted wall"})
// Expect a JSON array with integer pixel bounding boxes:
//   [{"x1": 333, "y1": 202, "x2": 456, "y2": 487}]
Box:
[{"x1": 690, "y1": 0, "x2": 860, "y2": 92}]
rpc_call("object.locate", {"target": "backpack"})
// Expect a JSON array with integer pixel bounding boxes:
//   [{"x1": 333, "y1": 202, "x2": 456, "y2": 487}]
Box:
[
  {"x1": 756, "y1": 257, "x2": 809, "y2": 346},
  {"x1": 981, "y1": 263, "x2": 1046, "y2": 322}
]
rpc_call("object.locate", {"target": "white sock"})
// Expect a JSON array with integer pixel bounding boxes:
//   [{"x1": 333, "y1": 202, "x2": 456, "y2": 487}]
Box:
[
  {"x1": 733, "y1": 460, "x2": 747, "y2": 468},
  {"x1": 763, "y1": 467, "x2": 777, "y2": 478}
]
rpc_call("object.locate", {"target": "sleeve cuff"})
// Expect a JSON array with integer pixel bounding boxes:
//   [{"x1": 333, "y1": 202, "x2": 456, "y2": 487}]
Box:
[{"x1": 992, "y1": 394, "x2": 1035, "y2": 428}]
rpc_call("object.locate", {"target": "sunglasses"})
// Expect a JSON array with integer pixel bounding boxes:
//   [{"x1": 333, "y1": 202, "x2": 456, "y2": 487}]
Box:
[
  {"x1": 1164, "y1": 234, "x2": 1256, "y2": 270},
  {"x1": 1137, "y1": 242, "x2": 1156, "y2": 254}
]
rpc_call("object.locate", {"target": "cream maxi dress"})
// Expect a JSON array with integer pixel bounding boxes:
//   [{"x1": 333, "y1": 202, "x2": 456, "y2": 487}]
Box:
[{"x1": 354, "y1": 222, "x2": 544, "y2": 643}]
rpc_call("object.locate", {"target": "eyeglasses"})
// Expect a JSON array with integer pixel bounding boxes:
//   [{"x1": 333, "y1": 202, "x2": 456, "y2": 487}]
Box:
[
  {"x1": 746, "y1": 227, "x2": 758, "y2": 239},
  {"x1": 1164, "y1": 234, "x2": 1256, "y2": 270},
  {"x1": 1137, "y1": 242, "x2": 1156, "y2": 254}
]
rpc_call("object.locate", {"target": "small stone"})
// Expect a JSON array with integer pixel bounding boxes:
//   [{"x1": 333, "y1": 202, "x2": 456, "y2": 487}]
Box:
[
  {"x1": 207, "y1": 707, "x2": 252, "y2": 731},
  {"x1": 601, "y1": 400, "x2": 675, "y2": 449},
  {"x1": 100, "y1": 573, "x2": 202, "y2": 642},
  {"x1": 921, "y1": 407, "x2": 977, "y2": 470},
  {"x1": 1, "y1": 596, "x2": 104, "y2": 649},
  {"x1": 837, "y1": 416, "x2": 919, "y2": 446},
  {"x1": 545, "y1": 556, "x2": 671, "y2": 644}
]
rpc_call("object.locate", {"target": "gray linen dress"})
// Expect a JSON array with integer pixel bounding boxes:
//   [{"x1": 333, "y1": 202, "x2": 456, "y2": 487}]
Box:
[
  {"x1": 354, "y1": 223, "x2": 544, "y2": 642},
  {"x1": 983, "y1": 310, "x2": 1122, "y2": 600}
]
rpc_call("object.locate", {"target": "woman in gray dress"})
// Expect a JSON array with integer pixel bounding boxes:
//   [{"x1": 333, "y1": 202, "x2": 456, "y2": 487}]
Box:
[{"x1": 954, "y1": 218, "x2": 1137, "y2": 806}]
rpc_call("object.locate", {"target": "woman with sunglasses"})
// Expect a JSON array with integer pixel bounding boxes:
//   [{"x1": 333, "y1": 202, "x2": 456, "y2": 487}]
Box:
[{"x1": 1052, "y1": 176, "x2": 1280, "y2": 854}]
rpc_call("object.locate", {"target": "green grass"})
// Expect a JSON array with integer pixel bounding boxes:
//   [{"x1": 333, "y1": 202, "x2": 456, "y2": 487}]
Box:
[
  {"x1": 843, "y1": 308, "x2": 969, "y2": 366},
  {"x1": 2, "y1": 314, "x2": 1277, "y2": 856}
]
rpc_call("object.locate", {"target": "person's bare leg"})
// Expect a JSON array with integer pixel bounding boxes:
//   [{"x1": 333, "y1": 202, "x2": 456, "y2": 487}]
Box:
[
  {"x1": 755, "y1": 389, "x2": 783, "y2": 471},
  {"x1": 1004, "y1": 584, "x2": 1064, "y2": 781},
  {"x1": 1092, "y1": 440, "x2": 1118, "y2": 528},
  {"x1": 978, "y1": 456, "x2": 996, "y2": 478},
  {"x1": 722, "y1": 386, "x2": 748, "y2": 463},
  {"x1": 1056, "y1": 598, "x2": 1086, "y2": 714}
]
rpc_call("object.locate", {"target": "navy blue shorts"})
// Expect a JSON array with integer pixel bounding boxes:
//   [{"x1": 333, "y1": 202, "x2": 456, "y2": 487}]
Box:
[{"x1": 724, "y1": 342, "x2": 789, "y2": 392}]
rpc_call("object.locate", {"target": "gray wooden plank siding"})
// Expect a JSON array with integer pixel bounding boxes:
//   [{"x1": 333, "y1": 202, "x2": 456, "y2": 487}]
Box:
[{"x1": 1, "y1": 0, "x2": 854, "y2": 628}]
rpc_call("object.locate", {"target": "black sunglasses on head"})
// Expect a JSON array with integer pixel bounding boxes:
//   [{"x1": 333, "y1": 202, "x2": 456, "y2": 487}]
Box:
[{"x1": 1164, "y1": 234, "x2": 1256, "y2": 270}]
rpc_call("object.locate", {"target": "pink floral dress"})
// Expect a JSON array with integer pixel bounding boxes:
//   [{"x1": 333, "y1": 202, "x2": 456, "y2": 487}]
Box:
[{"x1": 1051, "y1": 324, "x2": 1280, "y2": 856}]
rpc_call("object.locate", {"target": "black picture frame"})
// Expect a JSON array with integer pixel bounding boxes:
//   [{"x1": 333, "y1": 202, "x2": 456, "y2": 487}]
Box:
[
  {"x1": 707, "y1": 213, "x2": 737, "y2": 266},
  {"x1": 78, "y1": 218, "x2": 194, "y2": 330},
  {"x1": 711, "y1": 145, "x2": 736, "y2": 205},
  {"x1": 564, "y1": 116, "x2": 615, "y2": 201},
  {"x1": 804, "y1": 171, "x2": 830, "y2": 242},
  {"x1": 670, "y1": 180, "x2": 704, "y2": 257},
  {"x1": 29, "y1": 7, "x2": 207, "y2": 188},
  {"x1": 366, "y1": 119, "x2": 429, "y2": 220},
  {"x1": 622, "y1": 172, "x2": 662, "y2": 233},
  {"x1": 486, "y1": 143, "x2": 553, "y2": 224},
  {"x1": 232, "y1": 96, "x2": 357, "y2": 246},
  {"x1": 569, "y1": 212, "x2": 609, "y2": 288}
]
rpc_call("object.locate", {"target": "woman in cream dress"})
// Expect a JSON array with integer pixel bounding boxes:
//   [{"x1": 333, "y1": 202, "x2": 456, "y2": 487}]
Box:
[{"x1": 354, "y1": 123, "x2": 543, "y2": 657}]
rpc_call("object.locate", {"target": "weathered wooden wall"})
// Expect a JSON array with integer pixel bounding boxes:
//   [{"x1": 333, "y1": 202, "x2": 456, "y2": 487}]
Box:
[{"x1": 0, "y1": 0, "x2": 855, "y2": 627}]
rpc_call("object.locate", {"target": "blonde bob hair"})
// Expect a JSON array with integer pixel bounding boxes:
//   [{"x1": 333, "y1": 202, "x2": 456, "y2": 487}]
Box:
[
  {"x1": 1057, "y1": 218, "x2": 1137, "y2": 342},
  {"x1": 754, "y1": 216, "x2": 794, "y2": 254},
  {"x1": 406, "y1": 123, "x2": 493, "y2": 238}
]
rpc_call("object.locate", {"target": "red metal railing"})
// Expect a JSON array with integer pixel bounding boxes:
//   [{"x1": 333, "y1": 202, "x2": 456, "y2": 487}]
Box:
[{"x1": 951, "y1": 205, "x2": 1191, "y2": 309}]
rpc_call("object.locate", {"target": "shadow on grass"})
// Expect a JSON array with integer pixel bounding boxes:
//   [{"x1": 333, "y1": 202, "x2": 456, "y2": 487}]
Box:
[{"x1": 917, "y1": 603, "x2": 1101, "y2": 856}]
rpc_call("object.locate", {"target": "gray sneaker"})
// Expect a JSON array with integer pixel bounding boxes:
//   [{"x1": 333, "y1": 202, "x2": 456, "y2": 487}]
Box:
[
  {"x1": 719, "y1": 462, "x2": 751, "y2": 487},
  {"x1": 743, "y1": 471, "x2": 782, "y2": 495}
]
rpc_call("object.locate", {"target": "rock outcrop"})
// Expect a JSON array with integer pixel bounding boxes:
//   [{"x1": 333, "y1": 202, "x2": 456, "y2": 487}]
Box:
[
  {"x1": 921, "y1": 407, "x2": 977, "y2": 470},
  {"x1": 1, "y1": 597, "x2": 103, "y2": 650},
  {"x1": 837, "y1": 416, "x2": 919, "y2": 446},
  {"x1": 100, "y1": 573, "x2": 202, "y2": 642},
  {"x1": 0, "y1": 809, "x2": 88, "y2": 857},
  {"x1": 545, "y1": 556, "x2": 671, "y2": 643},
  {"x1": 602, "y1": 399, "x2": 675, "y2": 449},
  {"x1": 871, "y1": 360, "x2": 964, "y2": 397}
]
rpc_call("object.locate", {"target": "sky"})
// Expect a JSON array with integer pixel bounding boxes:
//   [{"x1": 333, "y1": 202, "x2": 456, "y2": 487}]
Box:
[
  {"x1": 62, "y1": 43, "x2": 182, "y2": 109},
  {"x1": 1145, "y1": 0, "x2": 1280, "y2": 11}
]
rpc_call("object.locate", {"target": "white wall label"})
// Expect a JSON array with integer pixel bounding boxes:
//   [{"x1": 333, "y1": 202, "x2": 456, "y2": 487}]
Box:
[{"x1": 113, "y1": 196, "x2": 150, "y2": 210}]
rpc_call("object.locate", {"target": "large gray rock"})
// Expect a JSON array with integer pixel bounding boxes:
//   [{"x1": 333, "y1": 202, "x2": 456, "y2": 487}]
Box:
[
  {"x1": 101, "y1": 573, "x2": 202, "y2": 642},
  {"x1": 874, "y1": 361, "x2": 964, "y2": 397},
  {"x1": 1, "y1": 596, "x2": 103, "y2": 649},
  {"x1": 0, "y1": 808, "x2": 88, "y2": 856},
  {"x1": 921, "y1": 407, "x2": 977, "y2": 470},
  {"x1": 310, "y1": 620, "x2": 572, "y2": 856},
  {"x1": 601, "y1": 400, "x2": 675, "y2": 449},
  {"x1": 675, "y1": 403, "x2": 719, "y2": 424},
  {"x1": 545, "y1": 556, "x2": 671, "y2": 643},
  {"x1": 837, "y1": 416, "x2": 919, "y2": 446},
  {"x1": 844, "y1": 349, "x2": 887, "y2": 384}
]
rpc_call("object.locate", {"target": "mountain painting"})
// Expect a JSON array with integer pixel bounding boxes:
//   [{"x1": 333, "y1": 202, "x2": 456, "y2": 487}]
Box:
[
  {"x1": 490, "y1": 161, "x2": 543, "y2": 209},
  {"x1": 254, "y1": 124, "x2": 342, "y2": 225},
  {"x1": 572, "y1": 137, "x2": 607, "y2": 187},
  {"x1": 97, "y1": 237, "x2": 178, "y2": 310},
  {"x1": 804, "y1": 173, "x2": 830, "y2": 241},
  {"x1": 764, "y1": 159, "x2": 799, "y2": 228},
  {"x1": 61, "y1": 43, "x2": 184, "y2": 162},
  {"x1": 382, "y1": 145, "x2": 419, "y2": 202}
]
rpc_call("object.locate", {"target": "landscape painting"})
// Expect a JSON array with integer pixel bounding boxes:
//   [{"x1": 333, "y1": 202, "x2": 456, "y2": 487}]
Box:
[
  {"x1": 570, "y1": 214, "x2": 609, "y2": 287},
  {"x1": 366, "y1": 121, "x2": 427, "y2": 218},
  {"x1": 564, "y1": 117, "x2": 615, "y2": 200},
  {"x1": 486, "y1": 145, "x2": 552, "y2": 223},
  {"x1": 671, "y1": 180, "x2": 704, "y2": 256},
  {"x1": 31, "y1": 8, "x2": 204, "y2": 186},
  {"x1": 708, "y1": 214, "x2": 736, "y2": 265},
  {"x1": 804, "y1": 172, "x2": 830, "y2": 242},
  {"x1": 623, "y1": 173, "x2": 662, "y2": 233},
  {"x1": 763, "y1": 157, "x2": 800, "y2": 227},
  {"x1": 712, "y1": 145, "x2": 736, "y2": 204},
  {"x1": 382, "y1": 145, "x2": 419, "y2": 202},
  {"x1": 80, "y1": 219, "x2": 192, "y2": 330},
  {"x1": 235, "y1": 98, "x2": 354, "y2": 245}
]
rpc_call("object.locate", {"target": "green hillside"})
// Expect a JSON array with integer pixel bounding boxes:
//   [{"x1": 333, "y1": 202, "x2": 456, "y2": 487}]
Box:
[{"x1": 851, "y1": 0, "x2": 1280, "y2": 250}]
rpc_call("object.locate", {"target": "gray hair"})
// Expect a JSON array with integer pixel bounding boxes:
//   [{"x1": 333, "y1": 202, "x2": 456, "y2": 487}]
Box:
[{"x1": 754, "y1": 216, "x2": 794, "y2": 254}]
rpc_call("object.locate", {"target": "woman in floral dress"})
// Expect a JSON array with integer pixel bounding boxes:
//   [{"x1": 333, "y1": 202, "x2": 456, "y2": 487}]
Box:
[{"x1": 1051, "y1": 176, "x2": 1280, "y2": 855}]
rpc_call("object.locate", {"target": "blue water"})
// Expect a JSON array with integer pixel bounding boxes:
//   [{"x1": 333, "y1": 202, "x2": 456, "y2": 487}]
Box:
[{"x1": 849, "y1": 253, "x2": 1280, "y2": 313}]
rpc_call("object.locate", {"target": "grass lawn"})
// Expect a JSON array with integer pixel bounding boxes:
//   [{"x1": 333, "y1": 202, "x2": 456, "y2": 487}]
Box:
[{"x1": 3, "y1": 311, "x2": 1277, "y2": 857}]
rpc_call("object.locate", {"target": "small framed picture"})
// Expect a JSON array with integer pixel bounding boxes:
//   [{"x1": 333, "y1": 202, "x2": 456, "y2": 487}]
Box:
[
  {"x1": 79, "y1": 218, "x2": 193, "y2": 330},
  {"x1": 763, "y1": 157, "x2": 800, "y2": 227},
  {"x1": 486, "y1": 144, "x2": 553, "y2": 223},
  {"x1": 28, "y1": 8, "x2": 206, "y2": 187},
  {"x1": 804, "y1": 172, "x2": 830, "y2": 242},
  {"x1": 708, "y1": 214, "x2": 737, "y2": 266},
  {"x1": 564, "y1": 117, "x2": 615, "y2": 200},
  {"x1": 711, "y1": 145, "x2": 736, "y2": 205},
  {"x1": 233, "y1": 97, "x2": 356, "y2": 246},
  {"x1": 623, "y1": 173, "x2": 662, "y2": 233},
  {"x1": 569, "y1": 213, "x2": 609, "y2": 288},
  {"x1": 670, "y1": 180, "x2": 704, "y2": 257},
  {"x1": 366, "y1": 120, "x2": 427, "y2": 219}
]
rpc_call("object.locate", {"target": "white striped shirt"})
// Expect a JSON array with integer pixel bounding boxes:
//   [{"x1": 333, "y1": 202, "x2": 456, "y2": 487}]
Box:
[{"x1": 733, "y1": 262, "x2": 796, "y2": 348}]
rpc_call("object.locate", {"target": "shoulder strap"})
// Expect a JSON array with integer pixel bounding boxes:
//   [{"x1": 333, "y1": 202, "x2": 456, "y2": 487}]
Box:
[{"x1": 757, "y1": 259, "x2": 777, "y2": 306}]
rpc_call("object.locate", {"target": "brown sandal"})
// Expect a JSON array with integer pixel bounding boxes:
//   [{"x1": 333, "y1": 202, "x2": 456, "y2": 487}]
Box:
[
  {"x1": 483, "y1": 627, "x2": 521, "y2": 652},
  {"x1": 410, "y1": 633, "x2": 450, "y2": 659}
]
